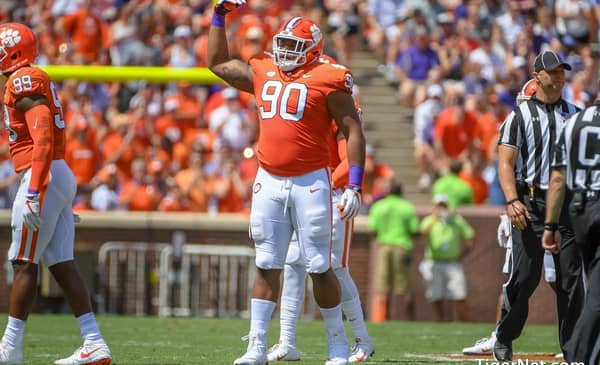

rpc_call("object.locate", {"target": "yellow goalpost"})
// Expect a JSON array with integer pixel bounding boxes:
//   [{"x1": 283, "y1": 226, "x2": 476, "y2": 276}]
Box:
[{"x1": 39, "y1": 65, "x2": 223, "y2": 84}]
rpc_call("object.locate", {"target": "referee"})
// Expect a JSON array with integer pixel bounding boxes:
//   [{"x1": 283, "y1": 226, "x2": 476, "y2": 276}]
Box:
[
  {"x1": 494, "y1": 51, "x2": 585, "y2": 361},
  {"x1": 543, "y1": 100, "x2": 600, "y2": 364}
]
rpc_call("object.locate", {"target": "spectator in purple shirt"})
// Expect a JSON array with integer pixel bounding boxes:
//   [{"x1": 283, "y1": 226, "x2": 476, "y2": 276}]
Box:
[{"x1": 394, "y1": 25, "x2": 441, "y2": 107}]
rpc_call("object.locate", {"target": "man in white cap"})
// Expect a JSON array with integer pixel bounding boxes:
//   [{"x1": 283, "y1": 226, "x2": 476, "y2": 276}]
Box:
[{"x1": 413, "y1": 84, "x2": 444, "y2": 191}]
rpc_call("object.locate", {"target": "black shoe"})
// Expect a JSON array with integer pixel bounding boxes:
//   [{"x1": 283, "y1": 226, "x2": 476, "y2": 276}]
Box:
[{"x1": 493, "y1": 340, "x2": 513, "y2": 361}]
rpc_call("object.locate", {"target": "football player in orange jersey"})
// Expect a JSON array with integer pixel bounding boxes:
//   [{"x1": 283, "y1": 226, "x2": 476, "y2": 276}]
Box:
[
  {"x1": 266, "y1": 56, "x2": 374, "y2": 363},
  {"x1": 0, "y1": 23, "x2": 112, "y2": 365},
  {"x1": 209, "y1": 1, "x2": 366, "y2": 364}
]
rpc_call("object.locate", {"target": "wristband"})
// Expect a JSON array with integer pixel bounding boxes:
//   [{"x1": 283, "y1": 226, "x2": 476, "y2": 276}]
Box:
[
  {"x1": 211, "y1": 13, "x2": 225, "y2": 27},
  {"x1": 506, "y1": 198, "x2": 519, "y2": 205},
  {"x1": 345, "y1": 184, "x2": 362, "y2": 193},
  {"x1": 27, "y1": 189, "x2": 39, "y2": 196},
  {"x1": 348, "y1": 164, "x2": 364, "y2": 188},
  {"x1": 544, "y1": 222, "x2": 558, "y2": 232}
]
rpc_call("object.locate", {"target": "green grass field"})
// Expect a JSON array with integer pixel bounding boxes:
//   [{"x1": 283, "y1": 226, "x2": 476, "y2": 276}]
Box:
[{"x1": 1, "y1": 315, "x2": 561, "y2": 364}]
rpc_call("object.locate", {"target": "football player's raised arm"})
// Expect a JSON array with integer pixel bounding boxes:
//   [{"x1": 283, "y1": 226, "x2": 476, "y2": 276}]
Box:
[
  {"x1": 207, "y1": 1, "x2": 254, "y2": 94},
  {"x1": 328, "y1": 90, "x2": 366, "y2": 175},
  {"x1": 15, "y1": 95, "x2": 54, "y2": 194}
]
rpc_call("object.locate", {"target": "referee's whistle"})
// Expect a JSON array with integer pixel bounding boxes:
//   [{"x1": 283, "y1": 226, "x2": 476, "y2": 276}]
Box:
[{"x1": 529, "y1": 185, "x2": 535, "y2": 201}]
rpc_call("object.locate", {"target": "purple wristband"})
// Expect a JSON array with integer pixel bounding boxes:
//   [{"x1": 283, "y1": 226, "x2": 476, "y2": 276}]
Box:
[
  {"x1": 27, "y1": 188, "x2": 39, "y2": 195},
  {"x1": 211, "y1": 13, "x2": 225, "y2": 27},
  {"x1": 348, "y1": 165, "x2": 364, "y2": 188}
]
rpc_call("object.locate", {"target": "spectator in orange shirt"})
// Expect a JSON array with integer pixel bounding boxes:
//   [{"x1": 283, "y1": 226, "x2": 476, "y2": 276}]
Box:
[
  {"x1": 433, "y1": 94, "x2": 479, "y2": 172},
  {"x1": 473, "y1": 89, "x2": 502, "y2": 164},
  {"x1": 172, "y1": 139, "x2": 191, "y2": 172},
  {"x1": 239, "y1": 25, "x2": 267, "y2": 62},
  {"x1": 154, "y1": 99, "x2": 180, "y2": 141},
  {"x1": 458, "y1": 160, "x2": 489, "y2": 204},
  {"x1": 119, "y1": 158, "x2": 162, "y2": 211},
  {"x1": 235, "y1": 0, "x2": 275, "y2": 53},
  {"x1": 127, "y1": 89, "x2": 160, "y2": 156},
  {"x1": 158, "y1": 176, "x2": 191, "y2": 212},
  {"x1": 55, "y1": 0, "x2": 108, "y2": 64},
  {"x1": 212, "y1": 154, "x2": 247, "y2": 214},
  {"x1": 150, "y1": 137, "x2": 175, "y2": 175},
  {"x1": 65, "y1": 119, "x2": 101, "y2": 187},
  {"x1": 193, "y1": 17, "x2": 210, "y2": 67},
  {"x1": 165, "y1": 81, "x2": 205, "y2": 137},
  {"x1": 362, "y1": 144, "x2": 395, "y2": 209},
  {"x1": 63, "y1": 91, "x2": 104, "y2": 143},
  {"x1": 174, "y1": 150, "x2": 212, "y2": 212},
  {"x1": 102, "y1": 113, "x2": 135, "y2": 179}
]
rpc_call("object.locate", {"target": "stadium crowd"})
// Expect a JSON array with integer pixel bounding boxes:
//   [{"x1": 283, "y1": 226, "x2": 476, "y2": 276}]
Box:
[{"x1": 0, "y1": 0, "x2": 598, "y2": 212}]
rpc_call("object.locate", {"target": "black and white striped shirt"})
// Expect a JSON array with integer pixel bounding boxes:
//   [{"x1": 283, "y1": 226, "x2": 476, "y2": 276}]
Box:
[
  {"x1": 552, "y1": 103, "x2": 600, "y2": 191},
  {"x1": 498, "y1": 98, "x2": 580, "y2": 189}
]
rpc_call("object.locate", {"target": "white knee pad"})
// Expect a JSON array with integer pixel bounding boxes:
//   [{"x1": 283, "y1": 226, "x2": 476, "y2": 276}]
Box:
[
  {"x1": 250, "y1": 214, "x2": 288, "y2": 269},
  {"x1": 334, "y1": 267, "x2": 359, "y2": 303},
  {"x1": 255, "y1": 250, "x2": 281, "y2": 270},
  {"x1": 306, "y1": 254, "x2": 329, "y2": 274},
  {"x1": 299, "y1": 207, "x2": 331, "y2": 274}
]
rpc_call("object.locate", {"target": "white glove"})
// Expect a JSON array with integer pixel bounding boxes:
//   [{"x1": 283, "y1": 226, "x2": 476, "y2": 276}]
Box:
[
  {"x1": 497, "y1": 214, "x2": 511, "y2": 248},
  {"x1": 23, "y1": 193, "x2": 42, "y2": 231},
  {"x1": 543, "y1": 250, "x2": 556, "y2": 283},
  {"x1": 214, "y1": 0, "x2": 246, "y2": 15},
  {"x1": 338, "y1": 186, "x2": 361, "y2": 220}
]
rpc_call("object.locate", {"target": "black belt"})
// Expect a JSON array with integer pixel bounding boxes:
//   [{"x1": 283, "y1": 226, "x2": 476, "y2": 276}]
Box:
[{"x1": 583, "y1": 190, "x2": 600, "y2": 201}]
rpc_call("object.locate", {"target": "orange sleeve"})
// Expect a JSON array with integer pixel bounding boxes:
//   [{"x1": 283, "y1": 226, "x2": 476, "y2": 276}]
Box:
[
  {"x1": 331, "y1": 137, "x2": 349, "y2": 190},
  {"x1": 118, "y1": 182, "x2": 134, "y2": 205},
  {"x1": 25, "y1": 104, "x2": 54, "y2": 193},
  {"x1": 60, "y1": 12, "x2": 77, "y2": 35},
  {"x1": 321, "y1": 64, "x2": 354, "y2": 95}
]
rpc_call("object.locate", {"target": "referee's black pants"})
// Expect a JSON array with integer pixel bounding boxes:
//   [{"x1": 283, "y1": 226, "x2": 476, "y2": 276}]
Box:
[
  {"x1": 565, "y1": 197, "x2": 600, "y2": 364},
  {"x1": 496, "y1": 193, "x2": 585, "y2": 352}
]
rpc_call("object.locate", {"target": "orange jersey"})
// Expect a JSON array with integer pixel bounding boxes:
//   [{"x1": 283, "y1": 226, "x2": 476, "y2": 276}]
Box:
[
  {"x1": 250, "y1": 56, "x2": 354, "y2": 176},
  {"x1": 3, "y1": 67, "x2": 66, "y2": 174},
  {"x1": 60, "y1": 10, "x2": 105, "y2": 62}
]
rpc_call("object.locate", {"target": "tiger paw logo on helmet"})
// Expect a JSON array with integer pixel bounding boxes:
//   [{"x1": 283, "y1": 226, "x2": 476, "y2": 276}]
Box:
[
  {"x1": 0, "y1": 23, "x2": 38, "y2": 74},
  {"x1": 309, "y1": 24, "x2": 322, "y2": 46},
  {"x1": 0, "y1": 28, "x2": 21, "y2": 48}
]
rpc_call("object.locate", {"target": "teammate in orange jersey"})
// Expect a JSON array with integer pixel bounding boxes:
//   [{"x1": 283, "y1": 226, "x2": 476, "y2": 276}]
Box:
[
  {"x1": 0, "y1": 23, "x2": 112, "y2": 365},
  {"x1": 208, "y1": 2, "x2": 366, "y2": 364},
  {"x1": 267, "y1": 56, "x2": 374, "y2": 364}
]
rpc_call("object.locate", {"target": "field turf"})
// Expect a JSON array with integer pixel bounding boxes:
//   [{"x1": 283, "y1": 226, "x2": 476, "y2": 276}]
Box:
[{"x1": 0, "y1": 315, "x2": 561, "y2": 364}]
